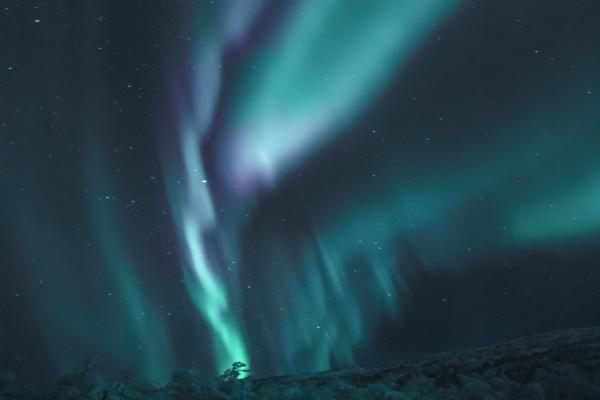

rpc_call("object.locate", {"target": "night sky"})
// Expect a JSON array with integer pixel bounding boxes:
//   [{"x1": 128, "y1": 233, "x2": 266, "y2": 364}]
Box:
[{"x1": 1, "y1": 0, "x2": 600, "y2": 385}]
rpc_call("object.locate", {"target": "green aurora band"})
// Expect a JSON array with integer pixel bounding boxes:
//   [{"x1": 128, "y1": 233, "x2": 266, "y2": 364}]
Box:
[{"x1": 167, "y1": 0, "x2": 461, "y2": 375}]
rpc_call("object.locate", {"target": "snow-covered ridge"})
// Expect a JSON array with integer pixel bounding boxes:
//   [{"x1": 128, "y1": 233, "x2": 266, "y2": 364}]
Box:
[{"x1": 2, "y1": 327, "x2": 599, "y2": 399}]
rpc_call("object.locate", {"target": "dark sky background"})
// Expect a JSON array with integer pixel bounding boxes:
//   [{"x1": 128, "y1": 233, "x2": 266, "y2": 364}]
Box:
[{"x1": 1, "y1": 0, "x2": 600, "y2": 385}]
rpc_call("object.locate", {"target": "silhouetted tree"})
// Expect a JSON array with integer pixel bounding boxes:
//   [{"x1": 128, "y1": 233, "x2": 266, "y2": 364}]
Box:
[{"x1": 219, "y1": 362, "x2": 250, "y2": 382}]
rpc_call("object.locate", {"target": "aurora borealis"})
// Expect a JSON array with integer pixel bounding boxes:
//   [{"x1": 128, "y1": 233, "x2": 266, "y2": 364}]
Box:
[
  {"x1": 2, "y1": 0, "x2": 600, "y2": 385},
  {"x1": 164, "y1": 0, "x2": 460, "y2": 376}
]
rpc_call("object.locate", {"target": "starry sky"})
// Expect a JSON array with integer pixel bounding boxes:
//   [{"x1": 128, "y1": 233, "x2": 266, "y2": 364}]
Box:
[{"x1": 1, "y1": 0, "x2": 600, "y2": 385}]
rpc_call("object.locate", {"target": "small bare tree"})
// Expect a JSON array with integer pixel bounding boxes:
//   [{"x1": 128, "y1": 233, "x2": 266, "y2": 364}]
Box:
[{"x1": 219, "y1": 361, "x2": 250, "y2": 382}]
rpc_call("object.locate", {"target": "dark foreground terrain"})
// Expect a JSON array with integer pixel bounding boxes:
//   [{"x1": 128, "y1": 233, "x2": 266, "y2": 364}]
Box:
[{"x1": 2, "y1": 327, "x2": 599, "y2": 399}]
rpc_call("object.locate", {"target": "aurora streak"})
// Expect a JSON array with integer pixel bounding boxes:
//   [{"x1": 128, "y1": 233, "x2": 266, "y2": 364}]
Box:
[{"x1": 166, "y1": 0, "x2": 460, "y2": 374}]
